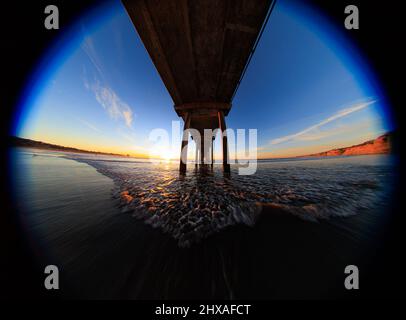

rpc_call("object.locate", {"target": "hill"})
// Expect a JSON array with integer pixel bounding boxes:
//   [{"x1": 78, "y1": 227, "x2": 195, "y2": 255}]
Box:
[
  {"x1": 303, "y1": 132, "x2": 392, "y2": 157},
  {"x1": 9, "y1": 136, "x2": 129, "y2": 157}
]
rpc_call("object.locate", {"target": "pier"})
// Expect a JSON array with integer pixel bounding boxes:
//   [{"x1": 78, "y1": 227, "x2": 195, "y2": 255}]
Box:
[{"x1": 123, "y1": 0, "x2": 274, "y2": 173}]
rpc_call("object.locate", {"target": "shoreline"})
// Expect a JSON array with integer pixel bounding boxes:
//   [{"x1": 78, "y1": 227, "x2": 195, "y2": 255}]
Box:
[
  {"x1": 10, "y1": 132, "x2": 392, "y2": 162},
  {"x1": 17, "y1": 145, "x2": 393, "y2": 164}
]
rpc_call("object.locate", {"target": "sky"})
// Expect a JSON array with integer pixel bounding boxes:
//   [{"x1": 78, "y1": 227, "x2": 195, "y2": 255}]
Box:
[{"x1": 17, "y1": 0, "x2": 392, "y2": 159}]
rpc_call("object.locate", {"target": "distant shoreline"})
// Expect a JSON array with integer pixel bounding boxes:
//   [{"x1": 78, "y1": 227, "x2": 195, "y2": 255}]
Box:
[
  {"x1": 10, "y1": 132, "x2": 392, "y2": 161},
  {"x1": 9, "y1": 136, "x2": 133, "y2": 158}
]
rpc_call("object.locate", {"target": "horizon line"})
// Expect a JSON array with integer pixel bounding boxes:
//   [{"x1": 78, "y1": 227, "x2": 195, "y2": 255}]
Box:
[{"x1": 11, "y1": 131, "x2": 392, "y2": 161}]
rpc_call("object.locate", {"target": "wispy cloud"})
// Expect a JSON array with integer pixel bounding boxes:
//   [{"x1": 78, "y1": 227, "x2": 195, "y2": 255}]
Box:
[
  {"x1": 270, "y1": 99, "x2": 376, "y2": 145},
  {"x1": 81, "y1": 34, "x2": 134, "y2": 128},
  {"x1": 78, "y1": 118, "x2": 100, "y2": 133},
  {"x1": 86, "y1": 80, "x2": 134, "y2": 128},
  {"x1": 82, "y1": 36, "x2": 106, "y2": 81}
]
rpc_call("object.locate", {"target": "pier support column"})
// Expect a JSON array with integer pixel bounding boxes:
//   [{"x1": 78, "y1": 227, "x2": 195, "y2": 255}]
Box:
[
  {"x1": 195, "y1": 141, "x2": 199, "y2": 168},
  {"x1": 202, "y1": 129, "x2": 212, "y2": 167},
  {"x1": 179, "y1": 113, "x2": 191, "y2": 174},
  {"x1": 211, "y1": 138, "x2": 214, "y2": 169},
  {"x1": 199, "y1": 130, "x2": 205, "y2": 165},
  {"x1": 218, "y1": 111, "x2": 230, "y2": 174}
]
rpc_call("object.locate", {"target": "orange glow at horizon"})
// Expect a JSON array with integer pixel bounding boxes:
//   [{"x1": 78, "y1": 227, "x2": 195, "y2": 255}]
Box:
[{"x1": 22, "y1": 129, "x2": 385, "y2": 161}]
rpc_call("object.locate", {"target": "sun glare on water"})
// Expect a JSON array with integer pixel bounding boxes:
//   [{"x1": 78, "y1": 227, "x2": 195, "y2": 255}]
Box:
[{"x1": 149, "y1": 146, "x2": 177, "y2": 162}]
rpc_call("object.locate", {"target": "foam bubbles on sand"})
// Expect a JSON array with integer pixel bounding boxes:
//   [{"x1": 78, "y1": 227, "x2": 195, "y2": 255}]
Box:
[
  {"x1": 73, "y1": 160, "x2": 263, "y2": 247},
  {"x1": 68, "y1": 155, "x2": 394, "y2": 247}
]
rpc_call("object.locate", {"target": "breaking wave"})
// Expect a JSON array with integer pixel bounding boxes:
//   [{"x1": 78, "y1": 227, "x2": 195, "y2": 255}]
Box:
[{"x1": 67, "y1": 154, "x2": 394, "y2": 247}]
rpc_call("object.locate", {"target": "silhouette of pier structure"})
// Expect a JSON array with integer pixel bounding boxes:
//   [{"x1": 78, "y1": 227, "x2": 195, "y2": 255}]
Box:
[{"x1": 123, "y1": 0, "x2": 274, "y2": 173}]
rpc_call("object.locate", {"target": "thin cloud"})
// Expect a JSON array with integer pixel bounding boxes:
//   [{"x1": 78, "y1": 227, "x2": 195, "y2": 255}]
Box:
[
  {"x1": 87, "y1": 80, "x2": 134, "y2": 128},
  {"x1": 270, "y1": 99, "x2": 376, "y2": 145},
  {"x1": 81, "y1": 34, "x2": 134, "y2": 128},
  {"x1": 82, "y1": 35, "x2": 106, "y2": 81},
  {"x1": 78, "y1": 118, "x2": 100, "y2": 133}
]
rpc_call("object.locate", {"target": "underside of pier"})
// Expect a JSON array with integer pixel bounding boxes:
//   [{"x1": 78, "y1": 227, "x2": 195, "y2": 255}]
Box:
[{"x1": 122, "y1": 0, "x2": 273, "y2": 173}]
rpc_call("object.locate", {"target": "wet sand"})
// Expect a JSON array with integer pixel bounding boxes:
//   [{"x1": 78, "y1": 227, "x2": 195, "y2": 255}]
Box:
[
  {"x1": 12, "y1": 149, "x2": 390, "y2": 299},
  {"x1": 51, "y1": 202, "x2": 380, "y2": 299}
]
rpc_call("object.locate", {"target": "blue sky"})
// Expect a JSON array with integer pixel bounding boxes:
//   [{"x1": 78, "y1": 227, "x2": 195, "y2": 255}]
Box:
[{"x1": 18, "y1": 0, "x2": 392, "y2": 158}]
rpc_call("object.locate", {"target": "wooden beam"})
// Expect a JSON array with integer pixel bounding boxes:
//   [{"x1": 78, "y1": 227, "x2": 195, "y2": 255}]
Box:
[
  {"x1": 175, "y1": 102, "x2": 231, "y2": 117},
  {"x1": 123, "y1": 0, "x2": 271, "y2": 105}
]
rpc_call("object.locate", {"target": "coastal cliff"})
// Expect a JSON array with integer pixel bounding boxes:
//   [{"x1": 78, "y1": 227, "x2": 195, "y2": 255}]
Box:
[{"x1": 304, "y1": 132, "x2": 392, "y2": 157}]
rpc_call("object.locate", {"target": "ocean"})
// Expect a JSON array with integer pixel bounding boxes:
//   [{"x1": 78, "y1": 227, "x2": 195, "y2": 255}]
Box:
[{"x1": 10, "y1": 147, "x2": 397, "y2": 299}]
